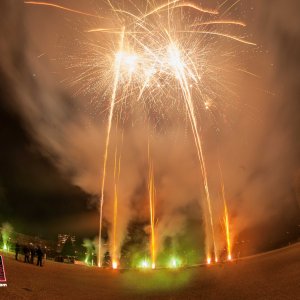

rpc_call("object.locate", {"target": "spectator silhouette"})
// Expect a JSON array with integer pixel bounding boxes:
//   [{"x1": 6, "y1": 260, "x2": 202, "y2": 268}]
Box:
[
  {"x1": 23, "y1": 245, "x2": 30, "y2": 263},
  {"x1": 36, "y1": 246, "x2": 43, "y2": 267},
  {"x1": 15, "y1": 242, "x2": 20, "y2": 260},
  {"x1": 30, "y1": 245, "x2": 35, "y2": 264}
]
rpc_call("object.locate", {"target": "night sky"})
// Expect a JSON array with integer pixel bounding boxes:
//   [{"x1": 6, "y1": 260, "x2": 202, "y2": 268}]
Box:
[
  {"x1": 0, "y1": 0, "x2": 299, "y2": 249},
  {"x1": 0, "y1": 69, "x2": 98, "y2": 238}
]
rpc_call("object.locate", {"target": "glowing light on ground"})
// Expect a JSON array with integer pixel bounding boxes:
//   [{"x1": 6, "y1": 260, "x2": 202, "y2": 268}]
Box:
[
  {"x1": 140, "y1": 259, "x2": 151, "y2": 269},
  {"x1": 169, "y1": 257, "x2": 182, "y2": 269},
  {"x1": 112, "y1": 260, "x2": 118, "y2": 269}
]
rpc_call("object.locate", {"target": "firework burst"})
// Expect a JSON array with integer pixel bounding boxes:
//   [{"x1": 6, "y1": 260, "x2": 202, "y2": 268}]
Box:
[{"x1": 25, "y1": 0, "x2": 255, "y2": 267}]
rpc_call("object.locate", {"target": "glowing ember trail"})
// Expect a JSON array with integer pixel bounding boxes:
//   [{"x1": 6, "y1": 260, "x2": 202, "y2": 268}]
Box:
[
  {"x1": 112, "y1": 183, "x2": 118, "y2": 269},
  {"x1": 167, "y1": 43, "x2": 217, "y2": 262},
  {"x1": 193, "y1": 20, "x2": 246, "y2": 27},
  {"x1": 219, "y1": 163, "x2": 232, "y2": 261},
  {"x1": 112, "y1": 140, "x2": 121, "y2": 269},
  {"x1": 223, "y1": 198, "x2": 232, "y2": 261},
  {"x1": 148, "y1": 146, "x2": 156, "y2": 270},
  {"x1": 149, "y1": 164, "x2": 156, "y2": 269},
  {"x1": 24, "y1": 1, "x2": 103, "y2": 18}
]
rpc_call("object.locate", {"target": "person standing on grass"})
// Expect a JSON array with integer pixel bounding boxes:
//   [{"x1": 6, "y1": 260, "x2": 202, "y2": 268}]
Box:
[
  {"x1": 23, "y1": 245, "x2": 30, "y2": 263},
  {"x1": 36, "y1": 246, "x2": 43, "y2": 267},
  {"x1": 30, "y1": 245, "x2": 35, "y2": 264},
  {"x1": 15, "y1": 242, "x2": 20, "y2": 260}
]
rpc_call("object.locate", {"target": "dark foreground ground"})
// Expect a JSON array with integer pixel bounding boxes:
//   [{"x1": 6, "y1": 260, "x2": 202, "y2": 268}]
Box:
[{"x1": 1, "y1": 243, "x2": 300, "y2": 300}]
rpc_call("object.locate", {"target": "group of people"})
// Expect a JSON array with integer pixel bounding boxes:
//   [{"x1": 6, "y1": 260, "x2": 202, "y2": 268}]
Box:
[{"x1": 15, "y1": 243, "x2": 44, "y2": 267}]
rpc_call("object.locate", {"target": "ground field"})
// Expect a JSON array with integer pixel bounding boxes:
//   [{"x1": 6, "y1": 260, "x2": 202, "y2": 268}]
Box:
[{"x1": 1, "y1": 243, "x2": 300, "y2": 300}]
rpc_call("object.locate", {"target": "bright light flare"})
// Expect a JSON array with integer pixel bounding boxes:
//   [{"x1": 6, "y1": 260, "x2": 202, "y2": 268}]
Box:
[
  {"x1": 124, "y1": 54, "x2": 138, "y2": 73},
  {"x1": 112, "y1": 260, "x2": 118, "y2": 269},
  {"x1": 168, "y1": 44, "x2": 183, "y2": 69},
  {"x1": 204, "y1": 100, "x2": 212, "y2": 110},
  {"x1": 140, "y1": 259, "x2": 151, "y2": 269},
  {"x1": 207, "y1": 257, "x2": 211, "y2": 265},
  {"x1": 169, "y1": 257, "x2": 182, "y2": 269},
  {"x1": 117, "y1": 51, "x2": 139, "y2": 74}
]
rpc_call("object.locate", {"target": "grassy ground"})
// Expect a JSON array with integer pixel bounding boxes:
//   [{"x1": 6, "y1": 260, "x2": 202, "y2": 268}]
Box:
[{"x1": 0, "y1": 243, "x2": 299, "y2": 299}]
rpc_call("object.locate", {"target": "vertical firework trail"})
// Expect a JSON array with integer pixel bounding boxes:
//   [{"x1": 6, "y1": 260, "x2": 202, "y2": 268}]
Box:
[
  {"x1": 219, "y1": 162, "x2": 232, "y2": 260},
  {"x1": 168, "y1": 43, "x2": 217, "y2": 262},
  {"x1": 223, "y1": 195, "x2": 232, "y2": 260},
  {"x1": 98, "y1": 28, "x2": 125, "y2": 267},
  {"x1": 112, "y1": 182, "x2": 118, "y2": 269},
  {"x1": 183, "y1": 78, "x2": 217, "y2": 263},
  {"x1": 112, "y1": 127, "x2": 122, "y2": 269},
  {"x1": 148, "y1": 163, "x2": 156, "y2": 269},
  {"x1": 148, "y1": 140, "x2": 156, "y2": 269}
]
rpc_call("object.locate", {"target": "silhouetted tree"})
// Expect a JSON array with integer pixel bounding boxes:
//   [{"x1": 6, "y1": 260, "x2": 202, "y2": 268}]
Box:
[{"x1": 61, "y1": 237, "x2": 74, "y2": 256}]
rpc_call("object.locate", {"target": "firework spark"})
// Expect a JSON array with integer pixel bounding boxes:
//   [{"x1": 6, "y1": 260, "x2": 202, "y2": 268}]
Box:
[{"x1": 24, "y1": 1, "x2": 103, "y2": 18}]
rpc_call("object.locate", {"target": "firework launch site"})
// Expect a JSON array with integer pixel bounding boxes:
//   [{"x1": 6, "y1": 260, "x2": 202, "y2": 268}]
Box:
[{"x1": 1, "y1": 243, "x2": 299, "y2": 300}]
